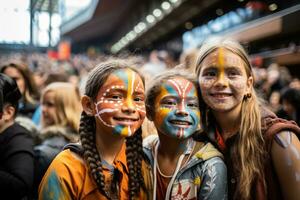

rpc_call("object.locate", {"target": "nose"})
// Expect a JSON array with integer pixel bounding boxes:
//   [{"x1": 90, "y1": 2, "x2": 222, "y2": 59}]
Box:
[
  {"x1": 121, "y1": 98, "x2": 136, "y2": 113},
  {"x1": 214, "y1": 73, "x2": 229, "y2": 88},
  {"x1": 175, "y1": 102, "x2": 188, "y2": 117}
]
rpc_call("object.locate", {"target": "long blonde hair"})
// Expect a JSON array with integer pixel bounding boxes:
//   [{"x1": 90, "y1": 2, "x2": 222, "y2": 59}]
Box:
[
  {"x1": 195, "y1": 38, "x2": 266, "y2": 199},
  {"x1": 41, "y1": 82, "x2": 82, "y2": 132}
]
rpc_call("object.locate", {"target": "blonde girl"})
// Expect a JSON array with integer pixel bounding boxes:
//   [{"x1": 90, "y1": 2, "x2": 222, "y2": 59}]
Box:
[{"x1": 195, "y1": 38, "x2": 300, "y2": 200}]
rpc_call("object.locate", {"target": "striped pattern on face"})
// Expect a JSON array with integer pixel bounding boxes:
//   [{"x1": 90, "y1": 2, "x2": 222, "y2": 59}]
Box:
[
  {"x1": 154, "y1": 77, "x2": 200, "y2": 139},
  {"x1": 94, "y1": 69, "x2": 145, "y2": 137}
]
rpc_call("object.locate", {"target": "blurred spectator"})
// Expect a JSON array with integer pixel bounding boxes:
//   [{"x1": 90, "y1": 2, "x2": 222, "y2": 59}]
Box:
[
  {"x1": 268, "y1": 91, "x2": 282, "y2": 113},
  {"x1": 33, "y1": 82, "x2": 81, "y2": 196},
  {"x1": 262, "y1": 63, "x2": 291, "y2": 99},
  {"x1": 141, "y1": 50, "x2": 168, "y2": 76},
  {"x1": 290, "y1": 78, "x2": 300, "y2": 90},
  {"x1": 1, "y1": 63, "x2": 39, "y2": 118},
  {"x1": 32, "y1": 73, "x2": 69, "y2": 126},
  {"x1": 0, "y1": 73, "x2": 34, "y2": 199},
  {"x1": 276, "y1": 87, "x2": 300, "y2": 126},
  {"x1": 179, "y1": 48, "x2": 199, "y2": 72}
]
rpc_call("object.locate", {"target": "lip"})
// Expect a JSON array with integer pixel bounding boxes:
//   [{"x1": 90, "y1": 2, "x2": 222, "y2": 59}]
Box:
[{"x1": 169, "y1": 119, "x2": 192, "y2": 128}]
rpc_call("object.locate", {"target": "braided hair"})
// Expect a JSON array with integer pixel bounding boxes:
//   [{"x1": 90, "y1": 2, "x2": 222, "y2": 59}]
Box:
[{"x1": 80, "y1": 60, "x2": 146, "y2": 199}]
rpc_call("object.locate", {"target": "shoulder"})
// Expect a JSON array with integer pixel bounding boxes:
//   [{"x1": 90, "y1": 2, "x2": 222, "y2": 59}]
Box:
[
  {"x1": 261, "y1": 107, "x2": 300, "y2": 139},
  {"x1": 48, "y1": 149, "x2": 86, "y2": 171},
  {"x1": 143, "y1": 134, "x2": 158, "y2": 165},
  {"x1": 193, "y1": 142, "x2": 223, "y2": 161},
  {"x1": 143, "y1": 134, "x2": 158, "y2": 149},
  {"x1": 39, "y1": 150, "x2": 89, "y2": 199},
  {"x1": 1, "y1": 123, "x2": 34, "y2": 156},
  {"x1": 193, "y1": 142, "x2": 226, "y2": 175}
]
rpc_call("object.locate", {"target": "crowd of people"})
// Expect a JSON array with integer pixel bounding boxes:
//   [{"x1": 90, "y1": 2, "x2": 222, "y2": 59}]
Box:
[{"x1": 0, "y1": 37, "x2": 300, "y2": 200}]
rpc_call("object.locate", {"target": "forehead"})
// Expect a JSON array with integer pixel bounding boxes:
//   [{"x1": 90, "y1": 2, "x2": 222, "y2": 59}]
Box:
[
  {"x1": 159, "y1": 77, "x2": 197, "y2": 97},
  {"x1": 201, "y1": 48, "x2": 245, "y2": 69},
  {"x1": 102, "y1": 68, "x2": 143, "y2": 88},
  {"x1": 4, "y1": 67, "x2": 22, "y2": 77}
]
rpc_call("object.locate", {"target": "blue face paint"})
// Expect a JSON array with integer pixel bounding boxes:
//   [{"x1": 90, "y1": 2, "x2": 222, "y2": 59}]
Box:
[{"x1": 153, "y1": 77, "x2": 201, "y2": 139}]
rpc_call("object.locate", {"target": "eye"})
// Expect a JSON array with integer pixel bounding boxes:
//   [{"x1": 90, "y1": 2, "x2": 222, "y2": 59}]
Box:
[
  {"x1": 164, "y1": 100, "x2": 176, "y2": 106},
  {"x1": 43, "y1": 102, "x2": 54, "y2": 107},
  {"x1": 134, "y1": 96, "x2": 145, "y2": 102},
  {"x1": 108, "y1": 93, "x2": 123, "y2": 100},
  {"x1": 227, "y1": 69, "x2": 240, "y2": 77},
  {"x1": 187, "y1": 102, "x2": 199, "y2": 108},
  {"x1": 203, "y1": 69, "x2": 217, "y2": 77}
]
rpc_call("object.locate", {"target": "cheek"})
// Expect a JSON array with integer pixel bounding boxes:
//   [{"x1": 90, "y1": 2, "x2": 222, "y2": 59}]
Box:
[
  {"x1": 138, "y1": 109, "x2": 146, "y2": 122},
  {"x1": 199, "y1": 78, "x2": 214, "y2": 90},
  {"x1": 98, "y1": 101, "x2": 122, "y2": 110},
  {"x1": 154, "y1": 107, "x2": 171, "y2": 126},
  {"x1": 229, "y1": 79, "x2": 248, "y2": 95}
]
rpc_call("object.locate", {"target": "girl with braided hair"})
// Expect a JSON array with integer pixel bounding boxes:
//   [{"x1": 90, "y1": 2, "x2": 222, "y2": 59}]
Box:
[
  {"x1": 39, "y1": 60, "x2": 152, "y2": 200},
  {"x1": 143, "y1": 69, "x2": 227, "y2": 200}
]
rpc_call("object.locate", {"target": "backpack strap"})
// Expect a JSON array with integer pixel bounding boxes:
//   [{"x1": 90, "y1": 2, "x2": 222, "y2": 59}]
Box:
[{"x1": 63, "y1": 143, "x2": 84, "y2": 157}]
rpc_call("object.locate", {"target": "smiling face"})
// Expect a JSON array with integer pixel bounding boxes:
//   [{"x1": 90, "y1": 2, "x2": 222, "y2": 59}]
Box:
[
  {"x1": 94, "y1": 68, "x2": 146, "y2": 137},
  {"x1": 198, "y1": 48, "x2": 252, "y2": 113},
  {"x1": 153, "y1": 77, "x2": 200, "y2": 139}
]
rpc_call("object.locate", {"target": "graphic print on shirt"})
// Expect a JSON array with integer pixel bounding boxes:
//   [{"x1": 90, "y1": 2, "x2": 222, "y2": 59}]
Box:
[{"x1": 171, "y1": 179, "x2": 197, "y2": 200}]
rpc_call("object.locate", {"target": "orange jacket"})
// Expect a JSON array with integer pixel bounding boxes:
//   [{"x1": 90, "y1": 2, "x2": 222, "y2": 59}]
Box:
[{"x1": 38, "y1": 144, "x2": 152, "y2": 200}]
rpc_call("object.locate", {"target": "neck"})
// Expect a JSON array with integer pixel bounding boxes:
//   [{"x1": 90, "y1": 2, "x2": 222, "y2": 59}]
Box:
[
  {"x1": 95, "y1": 129, "x2": 125, "y2": 165},
  {"x1": 157, "y1": 132, "x2": 189, "y2": 160},
  {"x1": 212, "y1": 104, "x2": 242, "y2": 140}
]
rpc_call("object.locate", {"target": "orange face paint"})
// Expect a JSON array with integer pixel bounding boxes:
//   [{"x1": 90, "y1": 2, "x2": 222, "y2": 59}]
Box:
[{"x1": 217, "y1": 48, "x2": 227, "y2": 86}]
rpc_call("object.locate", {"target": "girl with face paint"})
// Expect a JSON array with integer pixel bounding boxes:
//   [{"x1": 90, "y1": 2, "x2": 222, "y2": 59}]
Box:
[
  {"x1": 39, "y1": 61, "x2": 152, "y2": 200},
  {"x1": 195, "y1": 38, "x2": 300, "y2": 200},
  {"x1": 144, "y1": 70, "x2": 227, "y2": 200}
]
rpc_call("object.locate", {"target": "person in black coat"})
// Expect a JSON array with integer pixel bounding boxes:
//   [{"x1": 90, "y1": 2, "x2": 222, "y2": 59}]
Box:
[{"x1": 0, "y1": 73, "x2": 34, "y2": 200}]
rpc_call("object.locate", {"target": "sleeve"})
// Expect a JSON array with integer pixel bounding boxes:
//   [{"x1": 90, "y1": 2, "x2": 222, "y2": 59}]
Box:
[
  {"x1": 198, "y1": 157, "x2": 228, "y2": 200},
  {"x1": 0, "y1": 133, "x2": 34, "y2": 198},
  {"x1": 38, "y1": 151, "x2": 82, "y2": 200},
  {"x1": 271, "y1": 131, "x2": 300, "y2": 200}
]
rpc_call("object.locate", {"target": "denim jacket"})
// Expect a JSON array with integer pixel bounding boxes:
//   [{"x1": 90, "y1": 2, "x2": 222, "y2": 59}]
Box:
[{"x1": 143, "y1": 135, "x2": 228, "y2": 200}]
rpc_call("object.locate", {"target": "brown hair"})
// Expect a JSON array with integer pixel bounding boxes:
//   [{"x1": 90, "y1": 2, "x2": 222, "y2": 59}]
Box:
[
  {"x1": 195, "y1": 38, "x2": 266, "y2": 200},
  {"x1": 80, "y1": 60, "x2": 145, "y2": 199},
  {"x1": 1, "y1": 63, "x2": 39, "y2": 104}
]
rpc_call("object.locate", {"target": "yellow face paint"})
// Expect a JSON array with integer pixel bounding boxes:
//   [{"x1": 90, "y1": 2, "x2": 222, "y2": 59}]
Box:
[{"x1": 217, "y1": 48, "x2": 227, "y2": 86}]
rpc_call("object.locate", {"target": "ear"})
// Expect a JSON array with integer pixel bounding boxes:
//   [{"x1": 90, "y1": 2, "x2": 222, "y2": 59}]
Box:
[
  {"x1": 81, "y1": 95, "x2": 95, "y2": 116},
  {"x1": 3, "y1": 105, "x2": 15, "y2": 122},
  {"x1": 246, "y1": 76, "x2": 254, "y2": 93}
]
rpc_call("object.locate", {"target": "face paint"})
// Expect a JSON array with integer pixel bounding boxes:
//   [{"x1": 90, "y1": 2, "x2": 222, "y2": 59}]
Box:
[
  {"x1": 198, "y1": 48, "x2": 251, "y2": 113},
  {"x1": 153, "y1": 77, "x2": 201, "y2": 139},
  {"x1": 94, "y1": 69, "x2": 145, "y2": 137}
]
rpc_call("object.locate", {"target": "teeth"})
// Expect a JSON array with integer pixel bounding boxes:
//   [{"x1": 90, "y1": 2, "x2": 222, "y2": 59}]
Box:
[
  {"x1": 171, "y1": 120, "x2": 190, "y2": 125},
  {"x1": 115, "y1": 117, "x2": 137, "y2": 121},
  {"x1": 213, "y1": 94, "x2": 230, "y2": 97}
]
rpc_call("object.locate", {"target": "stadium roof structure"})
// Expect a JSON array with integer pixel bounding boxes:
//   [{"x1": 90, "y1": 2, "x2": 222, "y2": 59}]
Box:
[{"x1": 59, "y1": 0, "x2": 300, "y2": 53}]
